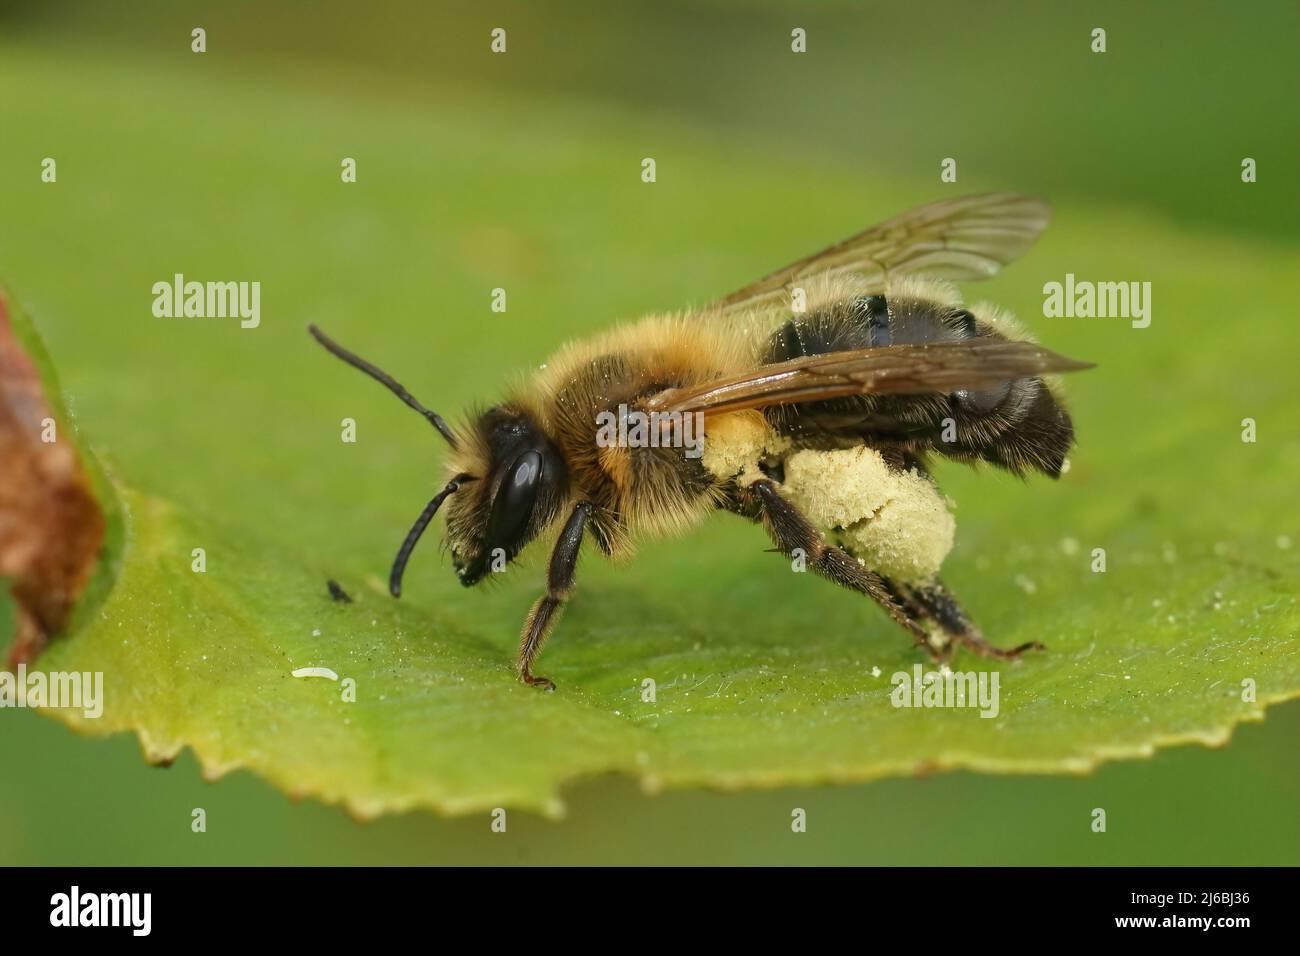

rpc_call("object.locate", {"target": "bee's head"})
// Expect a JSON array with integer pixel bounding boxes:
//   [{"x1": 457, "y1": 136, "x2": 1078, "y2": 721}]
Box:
[
  {"x1": 307, "y1": 324, "x2": 568, "y2": 596},
  {"x1": 442, "y1": 406, "x2": 569, "y2": 586}
]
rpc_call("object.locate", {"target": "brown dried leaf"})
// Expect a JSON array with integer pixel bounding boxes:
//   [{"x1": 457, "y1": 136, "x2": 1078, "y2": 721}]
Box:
[{"x1": 0, "y1": 292, "x2": 105, "y2": 666}]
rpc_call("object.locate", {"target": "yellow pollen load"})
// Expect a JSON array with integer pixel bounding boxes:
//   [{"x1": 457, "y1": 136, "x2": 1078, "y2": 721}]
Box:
[
  {"x1": 701, "y1": 414, "x2": 955, "y2": 582},
  {"x1": 780, "y1": 447, "x2": 955, "y2": 583}
]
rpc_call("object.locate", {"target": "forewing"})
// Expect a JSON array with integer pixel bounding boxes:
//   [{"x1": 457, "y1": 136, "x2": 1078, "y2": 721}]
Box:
[
  {"x1": 713, "y1": 193, "x2": 1050, "y2": 314},
  {"x1": 646, "y1": 340, "x2": 1092, "y2": 417}
]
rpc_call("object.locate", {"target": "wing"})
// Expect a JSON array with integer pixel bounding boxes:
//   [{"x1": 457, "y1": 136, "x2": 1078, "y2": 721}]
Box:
[
  {"x1": 713, "y1": 193, "x2": 1050, "y2": 314},
  {"x1": 645, "y1": 340, "x2": 1092, "y2": 417}
]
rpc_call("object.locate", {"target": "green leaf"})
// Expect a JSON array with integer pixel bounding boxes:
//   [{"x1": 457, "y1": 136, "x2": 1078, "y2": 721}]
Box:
[{"x1": 3, "y1": 45, "x2": 1298, "y2": 819}]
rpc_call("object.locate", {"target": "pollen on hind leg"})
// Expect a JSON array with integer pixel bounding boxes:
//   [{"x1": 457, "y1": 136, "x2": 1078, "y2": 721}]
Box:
[
  {"x1": 778, "y1": 446, "x2": 955, "y2": 582},
  {"x1": 701, "y1": 411, "x2": 790, "y2": 485}
]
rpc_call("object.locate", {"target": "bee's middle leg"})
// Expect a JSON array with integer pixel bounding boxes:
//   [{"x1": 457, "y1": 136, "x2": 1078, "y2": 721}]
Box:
[{"x1": 745, "y1": 479, "x2": 929, "y2": 649}]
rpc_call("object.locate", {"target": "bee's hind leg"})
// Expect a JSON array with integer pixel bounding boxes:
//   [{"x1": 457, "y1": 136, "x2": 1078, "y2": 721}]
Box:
[
  {"x1": 744, "y1": 479, "x2": 1041, "y2": 664},
  {"x1": 884, "y1": 577, "x2": 1046, "y2": 662},
  {"x1": 745, "y1": 480, "x2": 930, "y2": 649}
]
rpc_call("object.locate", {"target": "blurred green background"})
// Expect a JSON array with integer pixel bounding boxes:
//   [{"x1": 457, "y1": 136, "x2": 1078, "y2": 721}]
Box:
[{"x1": 1, "y1": 0, "x2": 1297, "y2": 864}]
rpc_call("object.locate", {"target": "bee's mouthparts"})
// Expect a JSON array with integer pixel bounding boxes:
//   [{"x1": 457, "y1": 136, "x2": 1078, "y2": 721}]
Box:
[{"x1": 453, "y1": 552, "x2": 486, "y2": 586}]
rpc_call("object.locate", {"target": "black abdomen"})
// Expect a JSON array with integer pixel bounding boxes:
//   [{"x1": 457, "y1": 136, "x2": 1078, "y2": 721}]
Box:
[
  {"x1": 766, "y1": 294, "x2": 977, "y2": 363},
  {"x1": 762, "y1": 293, "x2": 1074, "y2": 478}
]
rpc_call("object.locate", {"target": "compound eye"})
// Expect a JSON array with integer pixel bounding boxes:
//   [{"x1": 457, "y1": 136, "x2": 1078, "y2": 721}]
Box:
[{"x1": 487, "y1": 450, "x2": 542, "y2": 547}]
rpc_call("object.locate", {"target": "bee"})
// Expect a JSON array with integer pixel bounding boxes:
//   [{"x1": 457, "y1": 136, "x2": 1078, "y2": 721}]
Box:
[{"x1": 310, "y1": 193, "x2": 1092, "y2": 691}]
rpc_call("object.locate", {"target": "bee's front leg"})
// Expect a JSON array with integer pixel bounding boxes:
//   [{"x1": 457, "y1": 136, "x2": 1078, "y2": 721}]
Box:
[{"x1": 517, "y1": 501, "x2": 591, "y2": 691}]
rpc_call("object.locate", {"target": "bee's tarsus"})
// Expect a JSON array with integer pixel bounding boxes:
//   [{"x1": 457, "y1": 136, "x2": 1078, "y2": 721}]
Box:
[
  {"x1": 954, "y1": 635, "x2": 1047, "y2": 661},
  {"x1": 522, "y1": 672, "x2": 557, "y2": 693},
  {"x1": 884, "y1": 577, "x2": 1044, "y2": 662}
]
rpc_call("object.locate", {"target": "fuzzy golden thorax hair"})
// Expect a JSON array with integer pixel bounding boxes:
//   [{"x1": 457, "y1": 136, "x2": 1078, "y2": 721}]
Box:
[{"x1": 441, "y1": 313, "x2": 753, "y2": 572}]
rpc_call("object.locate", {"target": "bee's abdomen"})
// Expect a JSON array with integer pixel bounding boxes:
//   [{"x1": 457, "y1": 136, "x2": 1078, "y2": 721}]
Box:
[
  {"x1": 761, "y1": 294, "x2": 1074, "y2": 478},
  {"x1": 762, "y1": 293, "x2": 977, "y2": 447},
  {"x1": 765, "y1": 294, "x2": 975, "y2": 363}
]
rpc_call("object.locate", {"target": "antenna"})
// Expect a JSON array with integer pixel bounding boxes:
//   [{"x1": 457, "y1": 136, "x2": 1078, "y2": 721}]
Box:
[
  {"x1": 389, "y1": 474, "x2": 476, "y2": 597},
  {"x1": 308, "y1": 323, "x2": 458, "y2": 447}
]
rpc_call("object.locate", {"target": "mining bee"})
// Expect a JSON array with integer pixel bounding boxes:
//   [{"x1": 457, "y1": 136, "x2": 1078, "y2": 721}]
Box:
[{"x1": 310, "y1": 193, "x2": 1092, "y2": 690}]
